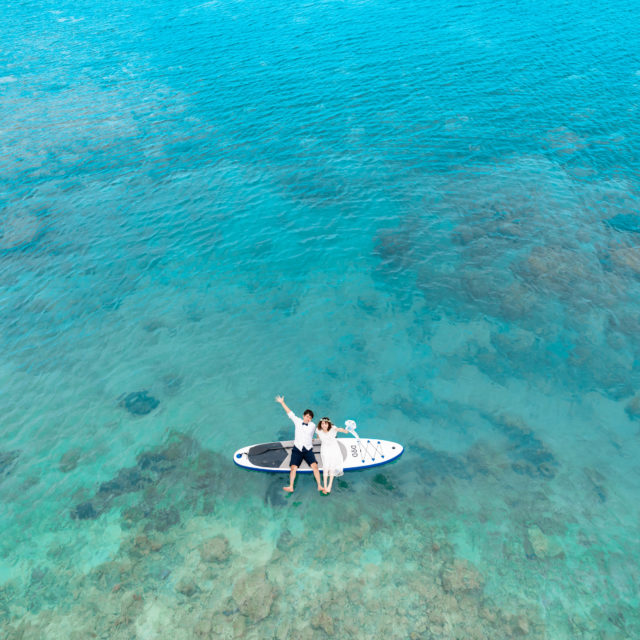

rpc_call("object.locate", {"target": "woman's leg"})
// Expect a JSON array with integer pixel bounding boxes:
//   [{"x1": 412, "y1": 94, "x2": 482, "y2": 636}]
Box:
[{"x1": 327, "y1": 472, "x2": 334, "y2": 493}]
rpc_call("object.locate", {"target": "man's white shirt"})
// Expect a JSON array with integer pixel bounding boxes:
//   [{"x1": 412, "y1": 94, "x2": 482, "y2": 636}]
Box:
[{"x1": 288, "y1": 411, "x2": 316, "y2": 450}]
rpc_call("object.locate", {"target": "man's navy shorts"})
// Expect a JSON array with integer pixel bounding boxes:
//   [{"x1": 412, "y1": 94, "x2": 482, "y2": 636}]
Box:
[{"x1": 290, "y1": 446, "x2": 317, "y2": 468}]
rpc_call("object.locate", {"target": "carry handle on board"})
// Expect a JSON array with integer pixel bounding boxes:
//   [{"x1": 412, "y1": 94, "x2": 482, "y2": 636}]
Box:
[{"x1": 344, "y1": 420, "x2": 359, "y2": 439}]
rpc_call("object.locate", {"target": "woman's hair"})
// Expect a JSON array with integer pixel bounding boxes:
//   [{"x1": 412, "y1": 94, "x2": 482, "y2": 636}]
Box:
[{"x1": 317, "y1": 417, "x2": 333, "y2": 431}]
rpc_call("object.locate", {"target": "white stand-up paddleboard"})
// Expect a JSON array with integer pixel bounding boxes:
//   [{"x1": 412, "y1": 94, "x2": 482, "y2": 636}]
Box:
[{"x1": 234, "y1": 424, "x2": 403, "y2": 473}]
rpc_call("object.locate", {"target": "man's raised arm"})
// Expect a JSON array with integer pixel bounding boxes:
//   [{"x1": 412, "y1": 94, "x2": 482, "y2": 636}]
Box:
[{"x1": 275, "y1": 396, "x2": 292, "y2": 416}]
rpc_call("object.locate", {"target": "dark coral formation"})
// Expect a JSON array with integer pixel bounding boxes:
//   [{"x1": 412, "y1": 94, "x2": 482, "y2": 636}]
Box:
[
  {"x1": 145, "y1": 507, "x2": 180, "y2": 532},
  {"x1": 372, "y1": 472, "x2": 395, "y2": 491},
  {"x1": 490, "y1": 413, "x2": 558, "y2": 479},
  {"x1": 199, "y1": 536, "x2": 230, "y2": 564},
  {"x1": 72, "y1": 465, "x2": 152, "y2": 521},
  {"x1": 0, "y1": 450, "x2": 20, "y2": 482},
  {"x1": 386, "y1": 394, "x2": 432, "y2": 423},
  {"x1": 119, "y1": 391, "x2": 159, "y2": 416},
  {"x1": 605, "y1": 213, "x2": 640, "y2": 234},
  {"x1": 0, "y1": 211, "x2": 44, "y2": 252},
  {"x1": 71, "y1": 432, "x2": 237, "y2": 522},
  {"x1": 3, "y1": 426, "x2": 638, "y2": 639},
  {"x1": 264, "y1": 478, "x2": 289, "y2": 508},
  {"x1": 410, "y1": 411, "x2": 558, "y2": 483},
  {"x1": 58, "y1": 448, "x2": 82, "y2": 473},
  {"x1": 99, "y1": 467, "x2": 151, "y2": 497},
  {"x1": 232, "y1": 569, "x2": 278, "y2": 623},
  {"x1": 409, "y1": 440, "x2": 472, "y2": 483},
  {"x1": 72, "y1": 501, "x2": 98, "y2": 520},
  {"x1": 161, "y1": 373, "x2": 183, "y2": 397},
  {"x1": 584, "y1": 467, "x2": 608, "y2": 503},
  {"x1": 372, "y1": 175, "x2": 640, "y2": 402},
  {"x1": 624, "y1": 393, "x2": 640, "y2": 419}
]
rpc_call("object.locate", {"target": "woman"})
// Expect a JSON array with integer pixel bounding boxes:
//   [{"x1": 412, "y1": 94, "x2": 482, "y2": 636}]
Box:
[{"x1": 316, "y1": 417, "x2": 349, "y2": 494}]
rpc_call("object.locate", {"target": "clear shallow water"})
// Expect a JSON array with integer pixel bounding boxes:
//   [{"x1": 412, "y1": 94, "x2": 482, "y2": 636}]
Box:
[{"x1": 1, "y1": 0, "x2": 640, "y2": 637}]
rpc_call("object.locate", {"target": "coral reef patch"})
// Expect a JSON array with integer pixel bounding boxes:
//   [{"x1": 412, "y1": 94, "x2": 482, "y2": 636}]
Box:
[
  {"x1": 0, "y1": 450, "x2": 20, "y2": 482},
  {"x1": 71, "y1": 432, "x2": 232, "y2": 521},
  {"x1": 490, "y1": 413, "x2": 558, "y2": 478},
  {"x1": 264, "y1": 478, "x2": 289, "y2": 507},
  {"x1": 58, "y1": 448, "x2": 82, "y2": 473},
  {"x1": 0, "y1": 211, "x2": 43, "y2": 251},
  {"x1": 605, "y1": 213, "x2": 640, "y2": 234},
  {"x1": 119, "y1": 391, "x2": 159, "y2": 416},
  {"x1": 3, "y1": 428, "x2": 637, "y2": 639}
]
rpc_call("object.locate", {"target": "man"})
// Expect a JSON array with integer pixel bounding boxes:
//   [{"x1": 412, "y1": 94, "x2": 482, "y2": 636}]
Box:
[{"x1": 275, "y1": 396, "x2": 322, "y2": 493}]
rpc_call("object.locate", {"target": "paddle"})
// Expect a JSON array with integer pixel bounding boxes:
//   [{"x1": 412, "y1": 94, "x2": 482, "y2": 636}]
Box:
[{"x1": 344, "y1": 419, "x2": 360, "y2": 439}]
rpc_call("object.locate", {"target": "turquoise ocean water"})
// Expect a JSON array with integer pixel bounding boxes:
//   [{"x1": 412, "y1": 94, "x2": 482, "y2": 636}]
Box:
[{"x1": 2, "y1": 0, "x2": 640, "y2": 637}]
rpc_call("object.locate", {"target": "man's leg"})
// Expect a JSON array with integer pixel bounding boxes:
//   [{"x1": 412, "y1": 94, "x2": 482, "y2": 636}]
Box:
[
  {"x1": 310, "y1": 462, "x2": 323, "y2": 491},
  {"x1": 284, "y1": 465, "x2": 297, "y2": 492},
  {"x1": 285, "y1": 447, "x2": 304, "y2": 492}
]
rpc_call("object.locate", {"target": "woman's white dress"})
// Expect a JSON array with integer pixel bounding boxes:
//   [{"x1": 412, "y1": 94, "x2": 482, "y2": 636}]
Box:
[{"x1": 318, "y1": 427, "x2": 344, "y2": 476}]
